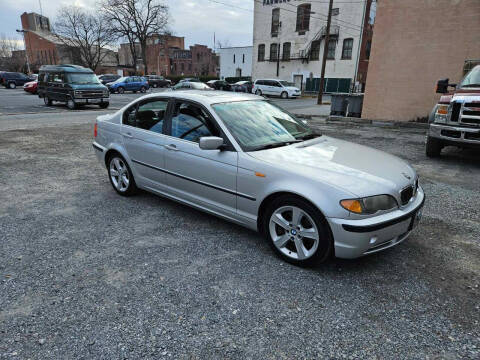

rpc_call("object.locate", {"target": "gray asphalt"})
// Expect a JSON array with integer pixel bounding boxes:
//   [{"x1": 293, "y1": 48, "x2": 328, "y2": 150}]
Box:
[
  {"x1": 0, "y1": 87, "x2": 320, "y2": 116},
  {"x1": 0, "y1": 108, "x2": 479, "y2": 359}
]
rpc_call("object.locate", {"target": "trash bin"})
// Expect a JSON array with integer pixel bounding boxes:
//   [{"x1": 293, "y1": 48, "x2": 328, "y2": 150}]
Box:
[
  {"x1": 346, "y1": 94, "x2": 364, "y2": 118},
  {"x1": 330, "y1": 93, "x2": 348, "y2": 116},
  {"x1": 330, "y1": 93, "x2": 364, "y2": 118}
]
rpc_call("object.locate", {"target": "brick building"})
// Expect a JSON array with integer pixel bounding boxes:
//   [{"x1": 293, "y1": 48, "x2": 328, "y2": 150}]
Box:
[
  {"x1": 20, "y1": 12, "x2": 118, "y2": 74},
  {"x1": 363, "y1": 0, "x2": 480, "y2": 121},
  {"x1": 170, "y1": 44, "x2": 218, "y2": 77},
  {"x1": 146, "y1": 34, "x2": 184, "y2": 76}
]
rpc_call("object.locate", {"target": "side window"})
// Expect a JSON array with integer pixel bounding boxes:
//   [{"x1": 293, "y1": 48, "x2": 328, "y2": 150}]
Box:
[
  {"x1": 170, "y1": 102, "x2": 219, "y2": 143},
  {"x1": 52, "y1": 73, "x2": 63, "y2": 83},
  {"x1": 123, "y1": 104, "x2": 137, "y2": 127},
  {"x1": 136, "y1": 99, "x2": 168, "y2": 133}
]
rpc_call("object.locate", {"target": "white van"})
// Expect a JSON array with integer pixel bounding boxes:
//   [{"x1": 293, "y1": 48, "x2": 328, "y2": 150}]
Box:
[{"x1": 252, "y1": 79, "x2": 301, "y2": 99}]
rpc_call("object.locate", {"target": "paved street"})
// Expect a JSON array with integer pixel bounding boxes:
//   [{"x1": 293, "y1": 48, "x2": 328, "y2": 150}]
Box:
[
  {"x1": 0, "y1": 87, "x2": 328, "y2": 116},
  {"x1": 0, "y1": 105, "x2": 479, "y2": 359}
]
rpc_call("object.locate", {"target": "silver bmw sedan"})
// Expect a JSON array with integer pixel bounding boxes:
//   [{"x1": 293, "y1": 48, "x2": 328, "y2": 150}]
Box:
[{"x1": 92, "y1": 91, "x2": 425, "y2": 266}]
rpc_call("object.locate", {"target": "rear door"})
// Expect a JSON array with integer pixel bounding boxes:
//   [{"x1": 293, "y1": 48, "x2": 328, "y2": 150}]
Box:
[
  {"x1": 162, "y1": 99, "x2": 238, "y2": 216},
  {"x1": 121, "y1": 97, "x2": 170, "y2": 188}
]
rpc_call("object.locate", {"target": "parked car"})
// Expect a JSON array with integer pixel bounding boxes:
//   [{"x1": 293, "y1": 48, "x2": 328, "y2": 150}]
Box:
[
  {"x1": 107, "y1": 76, "x2": 149, "y2": 94},
  {"x1": 206, "y1": 80, "x2": 231, "y2": 91},
  {"x1": 92, "y1": 91, "x2": 424, "y2": 266},
  {"x1": 98, "y1": 74, "x2": 121, "y2": 85},
  {"x1": 23, "y1": 80, "x2": 38, "y2": 94},
  {"x1": 145, "y1": 75, "x2": 171, "y2": 88},
  {"x1": 179, "y1": 78, "x2": 201, "y2": 83},
  {"x1": 252, "y1": 79, "x2": 301, "y2": 99},
  {"x1": 172, "y1": 81, "x2": 213, "y2": 91},
  {"x1": 426, "y1": 64, "x2": 480, "y2": 157},
  {"x1": 231, "y1": 80, "x2": 253, "y2": 93},
  {"x1": 0, "y1": 72, "x2": 36, "y2": 89},
  {"x1": 38, "y1": 64, "x2": 109, "y2": 110}
]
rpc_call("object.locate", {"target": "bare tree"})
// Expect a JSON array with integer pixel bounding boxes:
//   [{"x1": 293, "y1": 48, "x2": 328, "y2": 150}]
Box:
[
  {"x1": 54, "y1": 6, "x2": 115, "y2": 71},
  {"x1": 0, "y1": 34, "x2": 25, "y2": 72},
  {"x1": 215, "y1": 39, "x2": 232, "y2": 50},
  {"x1": 101, "y1": 0, "x2": 169, "y2": 75}
]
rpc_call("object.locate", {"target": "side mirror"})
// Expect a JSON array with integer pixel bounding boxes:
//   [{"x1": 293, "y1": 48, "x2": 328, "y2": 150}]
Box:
[
  {"x1": 199, "y1": 136, "x2": 225, "y2": 151},
  {"x1": 436, "y1": 78, "x2": 456, "y2": 94}
]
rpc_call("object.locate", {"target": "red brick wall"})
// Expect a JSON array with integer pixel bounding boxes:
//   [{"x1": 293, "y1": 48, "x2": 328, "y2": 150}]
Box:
[
  {"x1": 146, "y1": 35, "x2": 185, "y2": 76},
  {"x1": 363, "y1": 0, "x2": 480, "y2": 121},
  {"x1": 23, "y1": 31, "x2": 58, "y2": 71}
]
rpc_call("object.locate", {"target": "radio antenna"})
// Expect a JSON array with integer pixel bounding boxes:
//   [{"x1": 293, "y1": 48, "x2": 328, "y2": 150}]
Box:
[{"x1": 38, "y1": 0, "x2": 43, "y2": 15}]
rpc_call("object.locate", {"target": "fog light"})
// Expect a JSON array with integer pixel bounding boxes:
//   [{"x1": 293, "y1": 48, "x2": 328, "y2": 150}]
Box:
[{"x1": 369, "y1": 237, "x2": 377, "y2": 245}]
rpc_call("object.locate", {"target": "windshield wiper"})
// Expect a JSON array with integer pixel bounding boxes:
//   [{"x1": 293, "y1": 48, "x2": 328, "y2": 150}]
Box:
[
  {"x1": 462, "y1": 84, "x2": 480, "y2": 88},
  {"x1": 295, "y1": 132, "x2": 322, "y2": 141},
  {"x1": 250, "y1": 140, "x2": 302, "y2": 151}
]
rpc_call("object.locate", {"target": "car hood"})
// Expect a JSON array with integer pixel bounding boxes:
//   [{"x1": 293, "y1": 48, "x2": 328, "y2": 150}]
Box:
[
  {"x1": 248, "y1": 136, "x2": 416, "y2": 198},
  {"x1": 285, "y1": 86, "x2": 300, "y2": 92},
  {"x1": 71, "y1": 83, "x2": 107, "y2": 90}
]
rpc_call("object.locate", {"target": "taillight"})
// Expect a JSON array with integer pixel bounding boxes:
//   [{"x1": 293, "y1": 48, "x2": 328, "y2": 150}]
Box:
[{"x1": 94, "y1": 123, "x2": 98, "y2": 138}]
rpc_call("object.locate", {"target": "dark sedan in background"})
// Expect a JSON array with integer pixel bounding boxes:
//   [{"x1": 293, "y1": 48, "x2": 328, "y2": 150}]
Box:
[
  {"x1": 231, "y1": 81, "x2": 253, "y2": 93},
  {"x1": 97, "y1": 74, "x2": 121, "y2": 85},
  {"x1": 206, "y1": 80, "x2": 231, "y2": 91},
  {"x1": 1, "y1": 72, "x2": 36, "y2": 89},
  {"x1": 145, "y1": 75, "x2": 171, "y2": 88}
]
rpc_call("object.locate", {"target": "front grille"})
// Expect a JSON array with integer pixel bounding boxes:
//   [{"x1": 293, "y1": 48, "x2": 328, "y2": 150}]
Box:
[
  {"x1": 457, "y1": 100, "x2": 480, "y2": 127},
  {"x1": 441, "y1": 129, "x2": 461, "y2": 138},
  {"x1": 75, "y1": 90, "x2": 104, "y2": 98},
  {"x1": 400, "y1": 186, "x2": 414, "y2": 206},
  {"x1": 450, "y1": 102, "x2": 461, "y2": 122},
  {"x1": 465, "y1": 132, "x2": 480, "y2": 141}
]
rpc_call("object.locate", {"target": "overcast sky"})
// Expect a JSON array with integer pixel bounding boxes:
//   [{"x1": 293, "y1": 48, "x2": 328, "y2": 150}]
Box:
[{"x1": 0, "y1": 0, "x2": 254, "y2": 49}]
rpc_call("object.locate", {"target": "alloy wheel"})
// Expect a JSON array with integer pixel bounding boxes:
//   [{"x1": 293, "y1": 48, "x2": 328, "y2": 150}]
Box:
[
  {"x1": 109, "y1": 157, "x2": 130, "y2": 192},
  {"x1": 269, "y1": 206, "x2": 320, "y2": 260}
]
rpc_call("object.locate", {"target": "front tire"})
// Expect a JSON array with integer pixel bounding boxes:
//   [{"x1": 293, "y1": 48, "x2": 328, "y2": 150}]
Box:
[
  {"x1": 43, "y1": 96, "x2": 52, "y2": 106},
  {"x1": 255, "y1": 89, "x2": 262, "y2": 96},
  {"x1": 426, "y1": 136, "x2": 443, "y2": 157},
  {"x1": 140, "y1": 86, "x2": 146, "y2": 93},
  {"x1": 262, "y1": 195, "x2": 333, "y2": 266},
  {"x1": 99, "y1": 102, "x2": 109, "y2": 109},
  {"x1": 281, "y1": 91, "x2": 288, "y2": 99},
  {"x1": 107, "y1": 155, "x2": 137, "y2": 196},
  {"x1": 67, "y1": 99, "x2": 77, "y2": 110}
]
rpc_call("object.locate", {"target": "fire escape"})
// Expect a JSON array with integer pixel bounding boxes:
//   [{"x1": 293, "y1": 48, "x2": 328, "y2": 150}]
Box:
[{"x1": 290, "y1": 25, "x2": 340, "y2": 63}]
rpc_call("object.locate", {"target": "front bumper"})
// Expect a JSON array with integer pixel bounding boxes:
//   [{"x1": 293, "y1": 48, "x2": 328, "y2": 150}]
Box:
[
  {"x1": 429, "y1": 123, "x2": 480, "y2": 147},
  {"x1": 328, "y1": 188, "x2": 425, "y2": 259}
]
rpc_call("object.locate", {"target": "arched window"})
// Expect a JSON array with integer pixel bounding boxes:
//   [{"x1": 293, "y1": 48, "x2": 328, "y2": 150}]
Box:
[
  {"x1": 296, "y1": 4, "x2": 311, "y2": 33},
  {"x1": 341, "y1": 38, "x2": 354, "y2": 60},
  {"x1": 270, "y1": 43, "x2": 279, "y2": 61},
  {"x1": 258, "y1": 44, "x2": 265, "y2": 62},
  {"x1": 271, "y1": 8, "x2": 280, "y2": 36}
]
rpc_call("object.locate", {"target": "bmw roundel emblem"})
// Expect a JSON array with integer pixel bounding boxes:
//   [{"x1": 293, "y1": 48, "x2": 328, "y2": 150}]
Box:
[{"x1": 291, "y1": 229, "x2": 297, "y2": 236}]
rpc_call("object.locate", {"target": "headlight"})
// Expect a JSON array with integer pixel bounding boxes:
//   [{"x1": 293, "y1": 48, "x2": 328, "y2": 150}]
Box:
[
  {"x1": 434, "y1": 104, "x2": 448, "y2": 123},
  {"x1": 103, "y1": 89, "x2": 109, "y2": 96},
  {"x1": 340, "y1": 195, "x2": 398, "y2": 215}
]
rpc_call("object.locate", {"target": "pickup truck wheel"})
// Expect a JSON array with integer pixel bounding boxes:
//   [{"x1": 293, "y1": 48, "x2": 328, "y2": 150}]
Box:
[
  {"x1": 117, "y1": 87, "x2": 125, "y2": 94},
  {"x1": 8, "y1": 82, "x2": 16, "y2": 89},
  {"x1": 99, "y1": 102, "x2": 109, "y2": 109},
  {"x1": 426, "y1": 136, "x2": 443, "y2": 157},
  {"x1": 67, "y1": 99, "x2": 77, "y2": 110}
]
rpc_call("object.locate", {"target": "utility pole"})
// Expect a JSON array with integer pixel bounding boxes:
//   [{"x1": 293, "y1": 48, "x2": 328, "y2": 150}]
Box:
[{"x1": 317, "y1": 0, "x2": 334, "y2": 105}]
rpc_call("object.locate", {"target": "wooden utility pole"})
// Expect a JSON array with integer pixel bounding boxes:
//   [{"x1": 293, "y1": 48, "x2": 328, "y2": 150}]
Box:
[{"x1": 317, "y1": 0, "x2": 334, "y2": 105}]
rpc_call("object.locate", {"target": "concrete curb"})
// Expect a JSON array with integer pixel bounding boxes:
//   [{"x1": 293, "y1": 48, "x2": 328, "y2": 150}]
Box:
[{"x1": 293, "y1": 113, "x2": 429, "y2": 130}]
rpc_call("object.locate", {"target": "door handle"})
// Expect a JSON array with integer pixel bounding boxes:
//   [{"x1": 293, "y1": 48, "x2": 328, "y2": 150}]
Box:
[
  {"x1": 123, "y1": 132, "x2": 133, "y2": 139},
  {"x1": 164, "y1": 144, "x2": 179, "y2": 151}
]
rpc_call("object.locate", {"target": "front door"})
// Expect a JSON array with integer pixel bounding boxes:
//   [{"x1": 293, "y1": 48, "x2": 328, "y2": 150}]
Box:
[
  {"x1": 163, "y1": 100, "x2": 238, "y2": 216},
  {"x1": 294, "y1": 75, "x2": 303, "y2": 91},
  {"x1": 121, "y1": 97, "x2": 170, "y2": 189}
]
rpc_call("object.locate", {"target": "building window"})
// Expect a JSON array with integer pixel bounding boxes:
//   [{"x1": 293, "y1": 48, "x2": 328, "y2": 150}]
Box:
[
  {"x1": 332, "y1": 8, "x2": 339, "y2": 16},
  {"x1": 181, "y1": 63, "x2": 184, "y2": 72},
  {"x1": 327, "y1": 39, "x2": 336, "y2": 60},
  {"x1": 282, "y1": 42, "x2": 291, "y2": 61},
  {"x1": 233, "y1": 54, "x2": 236, "y2": 63},
  {"x1": 189, "y1": 63, "x2": 192, "y2": 71},
  {"x1": 341, "y1": 38, "x2": 353, "y2": 60},
  {"x1": 296, "y1": 4, "x2": 311, "y2": 33},
  {"x1": 242, "y1": 54, "x2": 245, "y2": 63},
  {"x1": 271, "y1": 8, "x2": 280, "y2": 36},
  {"x1": 258, "y1": 44, "x2": 265, "y2": 62},
  {"x1": 270, "y1": 43, "x2": 278, "y2": 61},
  {"x1": 365, "y1": 40, "x2": 372, "y2": 60},
  {"x1": 310, "y1": 40, "x2": 320, "y2": 61}
]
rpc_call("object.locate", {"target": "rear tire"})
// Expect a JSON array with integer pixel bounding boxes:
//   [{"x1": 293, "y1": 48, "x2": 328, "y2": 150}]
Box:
[
  {"x1": 262, "y1": 195, "x2": 333, "y2": 266},
  {"x1": 117, "y1": 87, "x2": 125, "y2": 94},
  {"x1": 107, "y1": 154, "x2": 137, "y2": 196},
  {"x1": 426, "y1": 136, "x2": 443, "y2": 158},
  {"x1": 140, "y1": 86, "x2": 146, "y2": 93},
  {"x1": 43, "y1": 96, "x2": 52, "y2": 106},
  {"x1": 255, "y1": 89, "x2": 262, "y2": 96},
  {"x1": 8, "y1": 82, "x2": 16, "y2": 89}
]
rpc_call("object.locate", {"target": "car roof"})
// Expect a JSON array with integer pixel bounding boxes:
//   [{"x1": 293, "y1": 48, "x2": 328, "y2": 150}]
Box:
[
  {"x1": 255, "y1": 79, "x2": 284, "y2": 82},
  {"x1": 39, "y1": 64, "x2": 93, "y2": 73},
  {"x1": 137, "y1": 90, "x2": 262, "y2": 105}
]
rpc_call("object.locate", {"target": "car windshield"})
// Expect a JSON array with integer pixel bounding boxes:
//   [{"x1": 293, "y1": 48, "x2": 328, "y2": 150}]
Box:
[
  {"x1": 113, "y1": 77, "x2": 127, "y2": 83},
  {"x1": 460, "y1": 66, "x2": 480, "y2": 88},
  {"x1": 67, "y1": 73, "x2": 101, "y2": 85},
  {"x1": 279, "y1": 81, "x2": 295, "y2": 87},
  {"x1": 211, "y1": 100, "x2": 317, "y2": 151}
]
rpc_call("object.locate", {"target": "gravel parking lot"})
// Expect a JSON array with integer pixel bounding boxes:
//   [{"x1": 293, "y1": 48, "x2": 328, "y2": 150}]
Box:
[{"x1": 0, "y1": 110, "x2": 479, "y2": 359}]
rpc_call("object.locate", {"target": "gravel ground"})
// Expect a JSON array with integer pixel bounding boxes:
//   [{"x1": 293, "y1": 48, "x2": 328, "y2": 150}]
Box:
[{"x1": 0, "y1": 118, "x2": 479, "y2": 359}]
